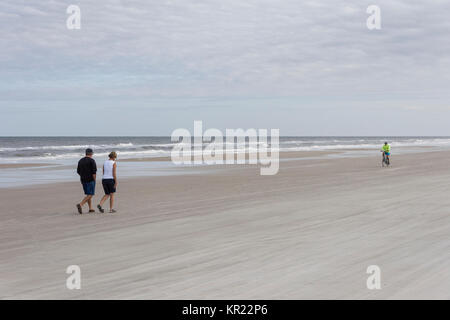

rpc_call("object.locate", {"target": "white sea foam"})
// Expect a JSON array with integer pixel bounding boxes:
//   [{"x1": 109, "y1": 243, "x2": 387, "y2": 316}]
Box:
[
  {"x1": 2, "y1": 137, "x2": 450, "y2": 162},
  {"x1": 0, "y1": 142, "x2": 135, "y2": 152}
]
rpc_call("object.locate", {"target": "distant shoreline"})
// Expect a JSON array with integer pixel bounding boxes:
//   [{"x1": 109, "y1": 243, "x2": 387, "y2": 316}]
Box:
[{"x1": 0, "y1": 147, "x2": 440, "y2": 189}]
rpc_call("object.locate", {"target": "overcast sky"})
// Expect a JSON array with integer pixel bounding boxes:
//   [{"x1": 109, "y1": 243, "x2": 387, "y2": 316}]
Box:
[{"x1": 1, "y1": 0, "x2": 450, "y2": 136}]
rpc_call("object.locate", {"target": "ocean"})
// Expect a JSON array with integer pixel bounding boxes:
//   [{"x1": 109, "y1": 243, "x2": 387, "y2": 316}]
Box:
[
  {"x1": 1, "y1": 136, "x2": 450, "y2": 163},
  {"x1": 1, "y1": 136, "x2": 449, "y2": 187}
]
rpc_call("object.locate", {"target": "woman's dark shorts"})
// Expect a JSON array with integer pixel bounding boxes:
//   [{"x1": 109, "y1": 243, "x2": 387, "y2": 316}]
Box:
[{"x1": 102, "y1": 179, "x2": 116, "y2": 195}]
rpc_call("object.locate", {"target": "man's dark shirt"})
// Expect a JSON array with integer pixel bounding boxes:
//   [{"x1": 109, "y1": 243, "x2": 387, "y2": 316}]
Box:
[{"x1": 77, "y1": 157, "x2": 97, "y2": 183}]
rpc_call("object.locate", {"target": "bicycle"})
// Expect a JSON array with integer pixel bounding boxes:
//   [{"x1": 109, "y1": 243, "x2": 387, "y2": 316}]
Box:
[{"x1": 381, "y1": 151, "x2": 390, "y2": 167}]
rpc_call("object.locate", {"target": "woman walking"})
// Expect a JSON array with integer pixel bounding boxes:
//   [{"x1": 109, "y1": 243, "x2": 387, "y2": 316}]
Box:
[{"x1": 97, "y1": 152, "x2": 118, "y2": 213}]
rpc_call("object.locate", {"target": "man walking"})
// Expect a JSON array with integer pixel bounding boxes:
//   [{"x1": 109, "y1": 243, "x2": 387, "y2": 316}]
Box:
[{"x1": 76, "y1": 148, "x2": 97, "y2": 214}]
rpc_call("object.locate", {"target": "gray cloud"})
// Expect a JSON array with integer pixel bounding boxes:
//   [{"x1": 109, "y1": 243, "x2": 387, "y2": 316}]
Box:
[{"x1": 1, "y1": 0, "x2": 450, "y2": 134}]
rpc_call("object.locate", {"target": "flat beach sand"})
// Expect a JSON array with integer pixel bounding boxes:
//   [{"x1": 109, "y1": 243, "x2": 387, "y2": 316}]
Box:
[{"x1": 0, "y1": 150, "x2": 449, "y2": 299}]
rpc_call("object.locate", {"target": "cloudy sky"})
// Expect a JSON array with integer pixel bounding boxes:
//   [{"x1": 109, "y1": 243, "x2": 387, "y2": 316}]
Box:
[{"x1": 1, "y1": 0, "x2": 449, "y2": 135}]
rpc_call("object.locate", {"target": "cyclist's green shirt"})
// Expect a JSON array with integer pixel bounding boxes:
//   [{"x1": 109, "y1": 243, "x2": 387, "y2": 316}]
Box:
[{"x1": 382, "y1": 144, "x2": 391, "y2": 153}]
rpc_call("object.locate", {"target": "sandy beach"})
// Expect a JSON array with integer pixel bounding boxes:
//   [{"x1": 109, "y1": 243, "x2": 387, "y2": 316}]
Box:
[
  {"x1": 0, "y1": 150, "x2": 449, "y2": 299},
  {"x1": 118, "y1": 150, "x2": 342, "y2": 163},
  {"x1": 0, "y1": 163, "x2": 54, "y2": 169}
]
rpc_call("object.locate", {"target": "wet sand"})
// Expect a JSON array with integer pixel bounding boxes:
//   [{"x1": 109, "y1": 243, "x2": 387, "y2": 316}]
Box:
[
  {"x1": 119, "y1": 150, "x2": 341, "y2": 162},
  {"x1": 0, "y1": 163, "x2": 54, "y2": 169},
  {"x1": 0, "y1": 151, "x2": 449, "y2": 299}
]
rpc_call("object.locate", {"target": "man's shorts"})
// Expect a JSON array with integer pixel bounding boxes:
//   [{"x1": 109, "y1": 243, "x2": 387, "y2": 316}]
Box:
[
  {"x1": 384, "y1": 152, "x2": 390, "y2": 156},
  {"x1": 102, "y1": 179, "x2": 116, "y2": 195},
  {"x1": 82, "y1": 181, "x2": 96, "y2": 195}
]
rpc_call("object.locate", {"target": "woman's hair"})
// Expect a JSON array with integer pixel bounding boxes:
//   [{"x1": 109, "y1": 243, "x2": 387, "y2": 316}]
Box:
[{"x1": 109, "y1": 151, "x2": 117, "y2": 159}]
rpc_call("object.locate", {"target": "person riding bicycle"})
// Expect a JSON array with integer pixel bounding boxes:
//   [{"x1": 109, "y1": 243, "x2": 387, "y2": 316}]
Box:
[{"x1": 381, "y1": 142, "x2": 391, "y2": 162}]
